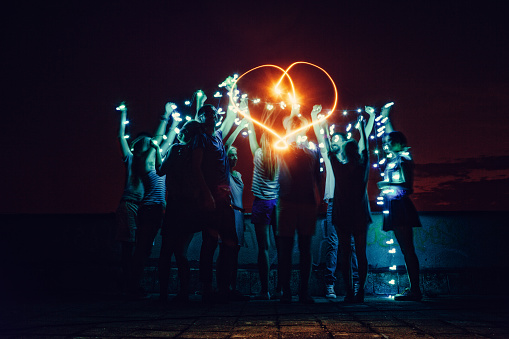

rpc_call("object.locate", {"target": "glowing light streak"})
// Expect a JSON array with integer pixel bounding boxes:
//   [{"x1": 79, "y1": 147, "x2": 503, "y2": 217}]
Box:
[
  {"x1": 383, "y1": 210, "x2": 390, "y2": 214},
  {"x1": 382, "y1": 189, "x2": 394, "y2": 195},
  {"x1": 123, "y1": 120, "x2": 129, "y2": 125},
  {"x1": 375, "y1": 115, "x2": 383, "y2": 122},
  {"x1": 229, "y1": 62, "x2": 338, "y2": 149},
  {"x1": 124, "y1": 135, "x2": 130, "y2": 139},
  {"x1": 383, "y1": 102, "x2": 394, "y2": 108},
  {"x1": 116, "y1": 104, "x2": 126, "y2": 111},
  {"x1": 379, "y1": 158, "x2": 386, "y2": 165},
  {"x1": 377, "y1": 131, "x2": 385, "y2": 138},
  {"x1": 381, "y1": 117, "x2": 388, "y2": 124},
  {"x1": 377, "y1": 126, "x2": 386, "y2": 133},
  {"x1": 346, "y1": 124, "x2": 352, "y2": 132},
  {"x1": 377, "y1": 201, "x2": 384, "y2": 205},
  {"x1": 330, "y1": 125, "x2": 335, "y2": 134}
]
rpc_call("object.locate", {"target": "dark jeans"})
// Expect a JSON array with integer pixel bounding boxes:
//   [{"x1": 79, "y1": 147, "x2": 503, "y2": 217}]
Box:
[
  {"x1": 324, "y1": 200, "x2": 359, "y2": 286},
  {"x1": 159, "y1": 229, "x2": 194, "y2": 297},
  {"x1": 129, "y1": 204, "x2": 164, "y2": 291},
  {"x1": 199, "y1": 201, "x2": 237, "y2": 294}
]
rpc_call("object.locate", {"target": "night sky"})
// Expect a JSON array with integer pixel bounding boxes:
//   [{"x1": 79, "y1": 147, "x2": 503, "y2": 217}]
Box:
[{"x1": 2, "y1": 1, "x2": 508, "y2": 214}]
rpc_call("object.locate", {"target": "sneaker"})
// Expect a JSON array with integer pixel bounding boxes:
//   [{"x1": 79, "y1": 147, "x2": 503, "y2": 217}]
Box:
[
  {"x1": 253, "y1": 292, "x2": 271, "y2": 300},
  {"x1": 394, "y1": 288, "x2": 422, "y2": 301},
  {"x1": 325, "y1": 285, "x2": 336, "y2": 298}
]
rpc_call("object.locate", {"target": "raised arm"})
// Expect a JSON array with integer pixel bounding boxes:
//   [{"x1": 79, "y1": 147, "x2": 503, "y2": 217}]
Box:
[
  {"x1": 151, "y1": 139, "x2": 163, "y2": 174},
  {"x1": 225, "y1": 118, "x2": 248, "y2": 151},
  {"x1": 242, "y1": 98, "x2": 260, "y2": 156},
  {"x1": 381, "y1": 102, "x2": 394, "y2": 133},
  {"x1": 310, "y1": 105, "x2": 327, "y2": 156},
  {"x1": 117, "y1": 102, "x2": 132, "y2": 158},
  {"x1": 359, "y1": 106, "x2": 376, "y2": 152},
  {"x1": 219, "y1": 78, "x2": 240, "y2": 138},
  {"x1": 159, "y1": 112, "x2": 181, "y2": 154},
  {"x1": 195, "y1": 90, "x2": 207, "y2": 118}
]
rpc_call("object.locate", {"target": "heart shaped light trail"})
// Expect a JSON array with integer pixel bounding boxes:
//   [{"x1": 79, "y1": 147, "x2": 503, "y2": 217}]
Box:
[{"x1": 229, "y1": 61, "x2": 338, "y2": 149}]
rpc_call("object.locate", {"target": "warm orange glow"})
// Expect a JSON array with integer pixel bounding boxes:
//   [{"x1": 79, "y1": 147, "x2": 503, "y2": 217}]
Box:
[{"x1": 229, "y1": 62, "x2": 338, "y2": 149}]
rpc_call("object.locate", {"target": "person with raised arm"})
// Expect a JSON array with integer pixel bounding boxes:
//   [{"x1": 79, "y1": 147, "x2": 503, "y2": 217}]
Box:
[
  {"x1": 378, "y1": 103, "x2": 422, "y2": 301},
  {"x1": 114, "y1": 102, "x2": 145, "y2": 294},
  {"x1": 244, "y1": 99, "x2": 281, "y2": 300},
  {"x1": 323, "y1": 113, "x2": 372, "y2": 303},
  {"x1": 277, "y1": 105, "x2": 322, "y2": 304},
  {"x1": 126, "y1": 102, "x2": 174, "y2": 298},
  {"x1": 192, "y1": 103, "x2": 237, "y2": 303},
  {"x1": 312, "y1": 106, "x2": 375, "y2": 299},
  {"x1": 153, "y1": 115, "x2": 202, "y2": 303}
]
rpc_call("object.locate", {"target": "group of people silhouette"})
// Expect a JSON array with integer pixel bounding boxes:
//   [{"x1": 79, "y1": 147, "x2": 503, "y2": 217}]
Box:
[{"x1": 115, "y1": 81, "x2": 423, "y2": 304}]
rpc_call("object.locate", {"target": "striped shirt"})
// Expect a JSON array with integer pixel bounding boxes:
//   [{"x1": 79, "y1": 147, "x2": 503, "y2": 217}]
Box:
[
  {"x1": 141, "y1": 170, "x2": 166, "y2": 206},
  {"x1": 251, "y1": 148, "x2": 279, "y2": 200}
]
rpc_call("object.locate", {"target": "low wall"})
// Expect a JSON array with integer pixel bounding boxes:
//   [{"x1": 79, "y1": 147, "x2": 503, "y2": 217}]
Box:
[{"x1": 0, "y1": 212, "x2": 506, "y2": 299}]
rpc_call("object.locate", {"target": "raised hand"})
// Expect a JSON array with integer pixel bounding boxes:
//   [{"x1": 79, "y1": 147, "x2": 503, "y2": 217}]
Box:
[
  {"x1": 364, "y1": 106, "x2": 375, "y2": 115},
  {"x1": 311, "y1": 104, "x2": 322, "y2": 120},
  {"x1": 164, "y1": 102, "x2": 176, "y2": 119}
]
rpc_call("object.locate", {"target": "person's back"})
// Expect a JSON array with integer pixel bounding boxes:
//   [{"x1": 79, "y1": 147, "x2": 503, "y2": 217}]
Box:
[{"x1": 278, "y1": 143, "x2": 321, "y2": 205}]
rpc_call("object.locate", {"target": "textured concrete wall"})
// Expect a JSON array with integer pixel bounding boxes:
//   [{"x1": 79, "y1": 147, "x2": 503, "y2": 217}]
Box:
[
  {"x1": 150, "y1": 211, "x2": 507, "y2": 269},
  {"x1": 0, "y1": 212, "x2": 506, "y2": 297}
]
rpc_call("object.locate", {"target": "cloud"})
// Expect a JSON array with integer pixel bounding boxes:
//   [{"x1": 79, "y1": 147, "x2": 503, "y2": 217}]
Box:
[{"x1": 412, "y1": 155, "x2": 509, "y2": 211}]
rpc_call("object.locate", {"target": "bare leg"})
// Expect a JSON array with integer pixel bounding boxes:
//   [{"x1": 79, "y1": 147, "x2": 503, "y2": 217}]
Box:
[
  {"x1": 255, "y1": 224, "x2": 271, "y2": 293},
  {"x1": 392, "y1": 227, "x2": 420, "y2": 293}
]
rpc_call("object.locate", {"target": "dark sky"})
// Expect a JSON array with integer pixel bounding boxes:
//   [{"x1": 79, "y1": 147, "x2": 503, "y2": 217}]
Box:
[{"x1": 2, "y1": 1, "x2": 508, "y2": 214}]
